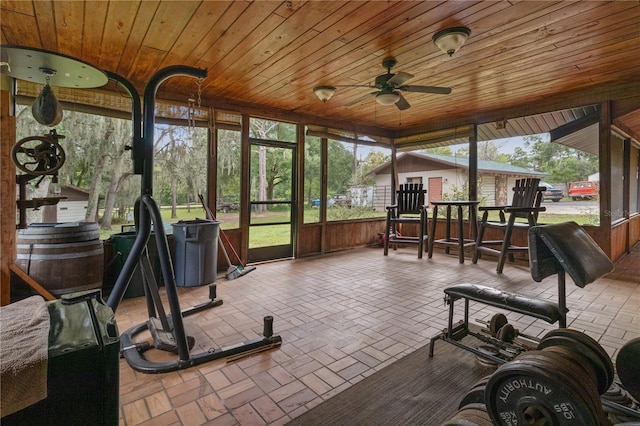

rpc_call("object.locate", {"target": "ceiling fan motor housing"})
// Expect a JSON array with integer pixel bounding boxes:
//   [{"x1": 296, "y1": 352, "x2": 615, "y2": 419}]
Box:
[
  {"x1": 375, "y1": 74, "x2": 395, "y2": 89},
  {"x1": 340, "y1": 57, "x2": 450, "y2": 109}
]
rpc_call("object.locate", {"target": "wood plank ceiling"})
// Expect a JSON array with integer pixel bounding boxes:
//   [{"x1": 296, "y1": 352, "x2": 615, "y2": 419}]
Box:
[{"x1": 1, "y1": 1, "x2": 639, "y2": 142}]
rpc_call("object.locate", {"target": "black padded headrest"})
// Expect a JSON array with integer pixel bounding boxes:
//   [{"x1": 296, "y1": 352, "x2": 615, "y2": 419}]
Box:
[{"x1": 529, "y1": 221, "x2": 614, "y2": 287}]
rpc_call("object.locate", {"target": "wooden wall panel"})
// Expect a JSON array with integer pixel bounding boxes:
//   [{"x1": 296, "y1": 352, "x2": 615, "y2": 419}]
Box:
[
  {"x1": 324, "y1": 219, "x2": 385, "y2": 253},
  {"x1": 298, "y1": 224, "x2": 323, "y2": 257},
  {"x1": 1, "y1": 83, "x2": 16, "y2": 306},
  {"x1": 610, "y1": 221, "x2": 629, "y2": 262},
  {"x1": 629, "y1": 215, "x2": 640, "y2": 249},
  {"x1": 216, "y1": 228, "x2": 242, "y2": 269}
]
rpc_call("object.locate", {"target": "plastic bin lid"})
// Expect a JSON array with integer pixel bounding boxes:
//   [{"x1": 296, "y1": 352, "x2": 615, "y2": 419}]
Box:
[{"x1": 171, "y1": 219, "x2": 220, "y2": 226}]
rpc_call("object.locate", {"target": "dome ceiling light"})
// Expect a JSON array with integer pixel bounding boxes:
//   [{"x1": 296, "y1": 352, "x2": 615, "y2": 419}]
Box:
[
  {"x1": 313, "y1": 85, "x2": 336, "y2": 103},
  {"x1": 432, "y1": 26, "x2": 471, "y2": 57}
]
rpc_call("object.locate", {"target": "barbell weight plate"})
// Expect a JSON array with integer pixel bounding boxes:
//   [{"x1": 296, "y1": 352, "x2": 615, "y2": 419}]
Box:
[
  {"x1": 514, "y1": 351, "x2": 604, "y2": 421},
  {"x1": 475, "y1": 345, "x2": 502, "y2": 367},
  {"x1": 616, "y1": 337, "x2": 640, "y2": 403},
  {"x1": 455, "y1": 406, "x2": 493, "y2": 426},
  {"x1": 496, "y1": 323, "x2": 516, "y2": 343},
  {"x1": 489, "y1": 313, "x2": 508, "y2": 337},
  {"x1": 538, "y1": 328, "x2": 613, "y2": 391},
  {"x1": 537, "y1": 330, "x2": 613, "y2": 395},
  {"x1": 541, "y1": 345, "x2": 602, "y2": 393},
  {"x1": 485, "y1": 358, "x2": 600, "y2": 425},
  {"x1": 458, "y1": 384, "x2": 487, "y2": 410},
  {"x1": 440, "y1": 418, "x2": 483, "y2": 426}
]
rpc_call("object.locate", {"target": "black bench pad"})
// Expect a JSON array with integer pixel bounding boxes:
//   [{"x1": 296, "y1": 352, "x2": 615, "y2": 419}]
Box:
[
  {"x1": 444, "y1": 283, "x2": 562, "y2": 324},
  {"x1": 529, "y1": 221, "x2": 614, "y2": 287}
]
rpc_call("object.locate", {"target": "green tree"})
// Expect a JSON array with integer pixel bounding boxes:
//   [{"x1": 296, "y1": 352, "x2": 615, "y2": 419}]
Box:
[
  {"x1": 98, "y1": 118, "x2": 134, "y2": 229},
  {"x1": 304, "y1": 136, "x2": 322, "y2": 204},
  {"x1": 327, "y1": 139, "x2": 354, "y2": 196},
  {"x1": 424, "y1": 146, "x2": 453, "y2": 156},
  {"x1": 508, "y1": 135, "x2": 598, "y2": 185},
  {"x1": 509, "y1": 146, "x2": 531, "y2": 169},
  {"x1": 217, "y1": 129, "x2": 241, "y2": 204},
  {"x1": 356, "y1": 150, "x2": 389, "y2": 186},
  {"x1": 16, "y1": 106, "x2": 137, "y2": 228},
  {"x1": 249, "y1": 118, "x2": 294, "y2": 211},
  {"x1": 455, "y1": 141, "x2": 505, "y2": 161}
]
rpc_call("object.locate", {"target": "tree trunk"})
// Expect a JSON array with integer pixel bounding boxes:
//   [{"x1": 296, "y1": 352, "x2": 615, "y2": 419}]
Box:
[
  {"x1": 85, "y1": 161, "x2": 105, "y2": 223},
  {"x1": 258, "y1": 145, "x2": 267, "y2": 212},
  {"x1": 85, "y1": 125, "x2": 112, "y2": 222},
  {"x1": 100, "y1": 171, "x2": 132, "y2": 230},
  {"x1": 171, "y1": 175, "x2": 177, "y2": 218}
]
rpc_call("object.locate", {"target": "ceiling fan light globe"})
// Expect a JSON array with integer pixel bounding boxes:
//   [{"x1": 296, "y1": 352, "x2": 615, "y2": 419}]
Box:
[
  {"x1": 313, "y1": 86, "x2": 336, "y2": 103},
  {"x1": 376, "y1": 91, "x2": 400, "y2": 105},
  {"x1": 433, "y1": 26, "x2": 471, "y2": 57}
]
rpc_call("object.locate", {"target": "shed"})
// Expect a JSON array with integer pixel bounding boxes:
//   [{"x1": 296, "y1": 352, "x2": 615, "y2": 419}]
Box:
[{"x1": 42, "y1": 185, "x2": 97, "y2": 223}]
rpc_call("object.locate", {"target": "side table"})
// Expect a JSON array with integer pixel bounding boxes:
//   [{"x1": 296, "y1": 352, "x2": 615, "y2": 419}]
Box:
[{"x1": 428, "y1": 200, "x2": 479, "y2": 263}]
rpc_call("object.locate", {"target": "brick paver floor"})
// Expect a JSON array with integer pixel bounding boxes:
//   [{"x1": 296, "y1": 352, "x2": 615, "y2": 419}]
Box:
[{"x1": 114, "y1": 244, "x2": 640, "y2": 425}]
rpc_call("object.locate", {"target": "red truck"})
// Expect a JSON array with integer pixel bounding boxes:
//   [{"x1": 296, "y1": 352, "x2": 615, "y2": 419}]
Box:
[{"x1": 568, "y1": 181, "x2": 599, "y2": 200}]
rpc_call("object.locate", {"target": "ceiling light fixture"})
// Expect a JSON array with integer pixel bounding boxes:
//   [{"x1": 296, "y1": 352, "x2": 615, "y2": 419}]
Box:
[
  {"x1": 313, "y1": 85, "x2": 336, "y2": 103},
  {"x1": 432, "y1": 26, "x2": 471, "y2": 57},
  {"x1": 376, "y1": 90, "x2": 400, "y2": 106}
]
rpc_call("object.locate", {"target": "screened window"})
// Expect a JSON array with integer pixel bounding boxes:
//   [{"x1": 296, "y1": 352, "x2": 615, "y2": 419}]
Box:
[
  {"x1": 610, "y1": 133, "x2": 625, "y2": 222},
  {"x1": 327, "y1": 139, "x2": 390, "y2": 221},
  {"x1": 304, "y1": 134, "x2": 322, "y2": 224},
  {"x1": 216, "y1": 128, "x2": 241, "y2": 229},
  {"x1": 249, "y1": 118, "x2": 296, "y2": 143},
  {"x1": 631, "y1": 145, "x2": 639, "y2": 215}
]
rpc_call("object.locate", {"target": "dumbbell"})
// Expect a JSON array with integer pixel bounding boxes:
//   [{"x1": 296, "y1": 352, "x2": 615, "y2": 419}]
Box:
[{"x1": 478, "y1": 313, "x2": 538, "y2": 346}]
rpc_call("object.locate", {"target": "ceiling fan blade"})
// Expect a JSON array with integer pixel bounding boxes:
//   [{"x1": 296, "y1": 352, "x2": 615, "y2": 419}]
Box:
[
  {"x1": 399, "y1": 85, "x2": 452, "y2": 95},
  {"x1": 387, "y1": 71, "x2": 414, "y2": 87},
  {"x1": 346, "y1": 91, "x2": 377, "y2": 106},
  {"x1": 333, "y1": 84, "x2": 374, "y2": 88},
  {"x1": 395, "y1": 93, "x2": 411, "y2": 110}
]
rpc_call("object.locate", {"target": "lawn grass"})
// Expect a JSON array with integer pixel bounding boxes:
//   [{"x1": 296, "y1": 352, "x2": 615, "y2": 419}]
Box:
[{"x1": 99, "y1": 206, "x2": 599, "y2": 242}]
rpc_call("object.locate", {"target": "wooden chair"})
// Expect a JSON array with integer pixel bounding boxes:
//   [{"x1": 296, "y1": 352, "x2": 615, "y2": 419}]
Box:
[
  {"x1": 472, "y1": 177, "x2": 545, "y2": 273},
  {"x1": 383, "y1": 183, "x2": 429, "y2": 258}
]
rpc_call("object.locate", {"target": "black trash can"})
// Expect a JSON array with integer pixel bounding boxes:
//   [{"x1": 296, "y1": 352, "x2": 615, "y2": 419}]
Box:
[
  {"x1": 108, "y1": 231, "x2": 160, "y2": 298},
  {"x1": 171, "y1": 219, "x2": 219, "y2": 287}
]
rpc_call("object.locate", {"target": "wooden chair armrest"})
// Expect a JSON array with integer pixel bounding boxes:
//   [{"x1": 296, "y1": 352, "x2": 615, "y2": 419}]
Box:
[
  {"x1": 478, "y1": 205, "x2": 508, "y2": 212},
  {"x1": 504, "y1": 206, "x2": 547, "y2": 213},
  {"x1": 478, "y1": 206, "x2": 509, "y2": 212},
  {"x1": 386, "y1": 204, "x2": 399, "y2": 210}
]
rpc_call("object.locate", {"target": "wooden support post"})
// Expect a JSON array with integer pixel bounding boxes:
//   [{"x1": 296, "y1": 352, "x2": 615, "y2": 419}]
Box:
[
  {"x1": 1, "y1": 76, "x2": 16, "y2": 306},
  {"x1": 599, "y1": 101, "x2": 612, "y2": 258}
]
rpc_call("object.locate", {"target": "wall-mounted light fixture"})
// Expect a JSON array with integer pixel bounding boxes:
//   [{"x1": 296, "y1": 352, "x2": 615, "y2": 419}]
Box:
[
  {"x1": 432, "y1": 26, "x2": 471, "y2": 57},
  {"x1": 313, "y1": 85, "x2": 336, "y2": 103}
]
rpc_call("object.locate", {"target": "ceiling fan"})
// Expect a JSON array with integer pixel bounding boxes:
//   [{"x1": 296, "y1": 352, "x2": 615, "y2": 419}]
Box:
[{"x1": 342, "y1": 57, "x2": 451, "y2": 110}]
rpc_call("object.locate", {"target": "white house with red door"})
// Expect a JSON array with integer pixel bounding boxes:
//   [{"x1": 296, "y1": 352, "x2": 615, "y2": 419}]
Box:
[{"x1": 369, "y1": 152, "x2": 546, "y2": 210}]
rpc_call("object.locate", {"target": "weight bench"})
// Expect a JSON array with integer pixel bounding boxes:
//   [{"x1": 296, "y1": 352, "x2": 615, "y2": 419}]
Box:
[{"x1": 429, "y1": 221, "x2": 614, "y2": 363}]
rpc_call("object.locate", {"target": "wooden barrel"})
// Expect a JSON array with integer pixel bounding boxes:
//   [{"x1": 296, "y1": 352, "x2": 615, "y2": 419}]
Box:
[{"x1": 16, "y1": 222, "x2": 104, "y2": 296}]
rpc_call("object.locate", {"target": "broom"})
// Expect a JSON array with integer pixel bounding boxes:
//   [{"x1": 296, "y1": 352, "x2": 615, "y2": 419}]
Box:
[{"x1": 198, "y1": 194, "x2": 256, "y2": 280}]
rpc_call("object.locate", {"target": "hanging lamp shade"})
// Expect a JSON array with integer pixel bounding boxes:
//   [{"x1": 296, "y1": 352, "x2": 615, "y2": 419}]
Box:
[{"x1": 376, "y1": 90, "x2": 400, "y2": 105}]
